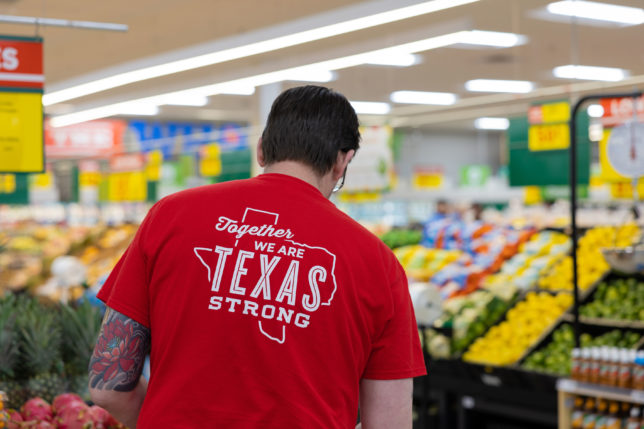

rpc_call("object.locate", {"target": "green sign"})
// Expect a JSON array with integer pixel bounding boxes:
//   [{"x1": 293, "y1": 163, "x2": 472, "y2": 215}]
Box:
[
  {"x1": 460, "y1": 165, "x2": 491, "y2": 186},
  {"x1": 0, "y1": 174, "x2": 29, "y2": 204},
  {"x1": 508, "y1": 114, "x2": 590, "y2": 187}
]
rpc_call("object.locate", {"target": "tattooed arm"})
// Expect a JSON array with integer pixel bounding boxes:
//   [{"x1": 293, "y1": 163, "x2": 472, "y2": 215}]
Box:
[{"x1": 89, "y1": 308, "x2": 150, "y2": 429}]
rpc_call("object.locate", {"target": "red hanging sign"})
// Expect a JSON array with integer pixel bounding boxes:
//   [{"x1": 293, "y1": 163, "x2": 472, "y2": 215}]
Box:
[{"x1": 0, "y1": 36, "x2": 43, "y2": 89}]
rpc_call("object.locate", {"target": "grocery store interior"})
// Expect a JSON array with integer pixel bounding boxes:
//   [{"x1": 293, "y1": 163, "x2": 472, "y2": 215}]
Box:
[{"x1": 1, "y1": 0, "x2": 644, "y2": 427}]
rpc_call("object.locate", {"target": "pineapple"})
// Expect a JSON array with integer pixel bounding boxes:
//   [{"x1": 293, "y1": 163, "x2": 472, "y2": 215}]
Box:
[
  {"x1": 60, "y1": 300, "x2": 103, "y2": 400},
  {"x1": 0, "y1": 294, "x2": 24, "y2": 409},
  {"x1": 18, "y1": 299, "x2": 65, "y2": 403}
]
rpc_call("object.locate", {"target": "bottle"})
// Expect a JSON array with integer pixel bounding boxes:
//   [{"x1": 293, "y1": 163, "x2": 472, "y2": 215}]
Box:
[
  {"x1": 583, "y1": 397, "x2": 597, "y2": 429},
  {"x1": 581, "y1": 348, "x2": 592, "y2": 382},
  {"x1": 618, "y1": 349, "x2": 633, "y2": 389},
  {"x1": 590, "y1": 347, "x2": 602, "y2": 384},
  {"x1": 572, "y1": 348, "x2": 582, "y2": 380},
  {"x1": 626, "y1": 406, "x2": 641, "y2": 429},
  {"x1": 608, "y1": 348, "x2": 620, "y2": 387},
  {"x1": 572, "y1": 396, "x2": 586, "y2": 429},
  {"x1": 599, "y1": 347, "x2": 610, "y2": 385},
  {"x1": 633, "y1": 351, "x2": 644, "y2": 391},
  {"x1": 595, "y1": 398, "x2": 608, "y2": 429},
  {"x1": 605, "y1": 401, "x2": 621, "y2": 429}
]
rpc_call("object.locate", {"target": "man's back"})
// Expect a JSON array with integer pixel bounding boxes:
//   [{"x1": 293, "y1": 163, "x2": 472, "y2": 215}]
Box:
[{"x1": 98, "y1": 173, "x2": 424, "y2": 428}]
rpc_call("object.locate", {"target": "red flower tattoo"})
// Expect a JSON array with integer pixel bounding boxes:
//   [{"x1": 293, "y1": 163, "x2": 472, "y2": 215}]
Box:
[
  {"x1": 90, "y1": 309, "x2": 149, "y2": 392},
  {"x1": 92, "y1": 318, "x2": 142, "y2": 381}
]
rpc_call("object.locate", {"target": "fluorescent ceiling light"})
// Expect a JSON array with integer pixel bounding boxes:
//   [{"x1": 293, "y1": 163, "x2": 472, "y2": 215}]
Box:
[
  {"x1": 474, "y1": 117, "x2": 509, "y2": 130},
  {"x1": 162, "y1": 95, "x2": 209, "y2": 107},
  {"x1": 42, "y1": 0, "x2": 479, "y2": 106},
  {"x1": 219, "y1": 85, "x2": 256, "y2": 95},
  {"x1": 553, "y1": 64, "x2": 627, "y2": 82},
  {"x1": 365, "y1": 53, "x2": 421, "y2": 67},
  {"x1": 546, "y1": 1, "x2": 644, "y2": 26},
  {"x1": 456, "y1": 30, "x2": 527, "y2": 48},
  {"x1": 465, "y1": 79, "x2": 535, "y2": 93},
  {"x1": 390, "y1": 90, "x2": 457, "y2": 105},
  {"x1": 285, "y1": 69, "x2": 336, "y2": 82},
  {"x1": 50, "y1": 29, "x2": 525, "y2": 127},
  {"x1": 117, "y1": 103, "x2": 159, "y2": 116},
  {"x1": 350, "y1": 101, "x2": 391, "y2": 115},
  {"x1": 587, "y1": 104, "x2": 605, "y2": 118}
]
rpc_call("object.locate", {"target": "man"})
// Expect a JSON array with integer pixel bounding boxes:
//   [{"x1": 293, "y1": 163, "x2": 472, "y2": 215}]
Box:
[{"x1": 89, "y1": 85, "x2": 426, "y2": 428}]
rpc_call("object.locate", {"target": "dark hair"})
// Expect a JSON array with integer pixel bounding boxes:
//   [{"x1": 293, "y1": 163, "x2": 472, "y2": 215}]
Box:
[{"x1": 261, "y1": 85, "x2": 361, "y2": 176}]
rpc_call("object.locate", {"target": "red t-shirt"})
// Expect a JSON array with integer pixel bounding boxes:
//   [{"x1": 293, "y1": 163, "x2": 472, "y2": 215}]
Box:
[{"x1": 98, "y1": 173, "x2": 426, "y2": 428}]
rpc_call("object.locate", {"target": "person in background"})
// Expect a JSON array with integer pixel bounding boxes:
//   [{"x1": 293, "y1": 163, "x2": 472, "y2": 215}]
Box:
[{"x1": 88, "y1": 85, "x2": 426, "y2": 429}]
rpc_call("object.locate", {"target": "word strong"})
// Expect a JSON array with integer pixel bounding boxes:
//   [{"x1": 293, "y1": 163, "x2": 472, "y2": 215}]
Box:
[{"x1": 194, "y1": 208, "x2": 338, "y2": 344}]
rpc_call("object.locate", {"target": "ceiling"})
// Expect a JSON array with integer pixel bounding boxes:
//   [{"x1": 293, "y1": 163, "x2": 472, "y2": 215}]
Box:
[{"x1": 1, "y1": 0, "x2": 644, "y2": 130}]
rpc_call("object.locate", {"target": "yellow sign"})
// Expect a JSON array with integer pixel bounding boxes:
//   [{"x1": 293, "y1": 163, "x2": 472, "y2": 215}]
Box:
[
  {"x1": 541, "y1": 101, "x2": 570, "y2": 124},
  {"x1": 0, "y1": 174, "x2": 16, "y2": 193},
  {"x1": 107, "y1": 172, "x2": 147, "y2": 202},
  {"x1": 413, "y1": 171, "x2": 443, "y2": 189},
  {"x1": 528, "y1": 123, "x2": 570, "y2": 151},
  {"x1": 199, "y1": 143, "x2": 222, "y2": 177},
  {"x1": 79, "y1": 171, "x2": 102, "y2": 188},
  {"x1": 146, "y1": 150, "x2": 163, "y2": 181},
  {"x1": 338, "y1": 191, "x2": 382, "y2": 203},
  {"x1": 0, "y1": 91, "x2": 44, "y2": 173},
  {"x1": 610, "y1": 181, "x2": 644, "y2": 200},
  {"x1": 32, "y1": 171, "x2": 52, "y2": 189},
  {"x1": 524, "y1": 186, "x2": 543, "y2": 205}
]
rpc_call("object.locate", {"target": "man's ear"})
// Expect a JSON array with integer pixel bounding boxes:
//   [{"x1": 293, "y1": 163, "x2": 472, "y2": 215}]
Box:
[
  {"x1": 256, "y1": 138, "x2": 266, "y2": 167},
  {"x1": 334, "y1": 149, "x2": 355, "y2": 180}
]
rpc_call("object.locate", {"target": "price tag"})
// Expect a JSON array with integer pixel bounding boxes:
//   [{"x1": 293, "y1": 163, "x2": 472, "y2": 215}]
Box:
[
  {"x1": 79, "y1": 172, "x2": 102, "y2": 188},
  {"x1": 413, "y1": 168, "x2": 443, "y2": 189},
  {"x1": 32, "y1": 172, "x2": 52, "y2": 188},
  {"x1": 0, "y1": 174, "x2": 16, "y2": 193},
  {"x1": 528, "y1": 123, "x2": 570, "y2": 151},
  {"x1": 146, "y1": 150, "x2": 163, "y2": 181},
  {"x1": 556, "y1": 378, "x2": 577, "y2": 393},
  {"x1": 541, "y1": 101, "x2": 570, "y2": 124},
  {"x1": 199, "y1": 143, "x2": 222, "y2": 177}
]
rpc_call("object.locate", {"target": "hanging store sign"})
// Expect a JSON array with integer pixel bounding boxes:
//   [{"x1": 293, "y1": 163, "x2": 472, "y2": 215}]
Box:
[
  {"x1": 413, "y1": 166, "x2": 444, "y2": 189},
  {"x1": 45, "y1": 119, "x2": 126, "y2": 158},
  {"x1": 109, "y1": 153, "x2": 145, "y2": 172},
  {"x1": 0, "y1": 36, "x2": 44, "y2": 174},
  {"x1": 599, "y1": 95, "x2": 644, "y2": 127},
  {"x1": 528, "y1": 101, "x2": 571, "y2": 152},
  {"x1": 107, "y1": 171, "x2": 147, "y2": 202},
  {"x1": 0, "y1": 36, "x2": 43, "y2": 89},
  {"x1": 199, "y1": 143, "x2": 222, "y2": 177},
  {"x1": 343, "y1": 126, "x2": 393, "y2": 192},
  {"x1": 0, "y1": 91, "x2": 44, "y2": 173}
]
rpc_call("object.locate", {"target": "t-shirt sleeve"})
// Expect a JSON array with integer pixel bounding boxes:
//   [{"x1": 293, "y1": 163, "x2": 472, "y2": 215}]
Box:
[
  {"x1": 362, "y1": 262, "x2": 427, "y2": 380},
  {"x1": 96, "y1": 204, "x2": 161, "y2": 328}
]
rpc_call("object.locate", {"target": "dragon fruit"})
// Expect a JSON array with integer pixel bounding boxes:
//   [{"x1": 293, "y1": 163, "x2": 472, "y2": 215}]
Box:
[
  {"x1": 55, "y1": 405, "x2": 95, "y2": 429},
  {"x1": 22, "y1": 397, "x2": 53, "y2": 422},
  {"x1": 52, "y1": 393, "x2": 84, "y2": 414},
  {"x1": 22, "y1": 421, "x2": 56, "y2": 428},
  {"x1": 7, "y1": 409, "x2": 24, "y2": 429},
  {"x1": 88, "y1": 405, "x2": 110, "y2": 428}
]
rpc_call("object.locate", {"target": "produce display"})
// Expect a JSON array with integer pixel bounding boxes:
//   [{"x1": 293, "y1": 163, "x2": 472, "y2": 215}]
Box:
[
  {"x1": 484, "y1": 231, "x2": 570, "y2": 293},
  {"x1": 393, "y1": 245, "x2": 462, "y2": 283},
  {"x1": 379, "y1": 228, "x2": 422, "y2": 250},
  {"x1": 538, "y1": 225, "x2": 640, "y2": 291},
  {"x1": 0, "y1": 295, "x2": 102, "y2": 409},
  {"x1": 463, "y1": 291, "x2": 573, "y2": 366},
  {"x1": 427, "y1": 289, "x2": 511, "y2": 357},
  {"x1": 0, "y1": 224, "x2": 136, "y2": 302},
  {"x1": 1, "y1": 394, "x2": 124, "y2": 428},
  {"x1": 580, "y1": 278, "x2": 644, "y2": 321},
  {"x1": 522, "y1": 324, "x2": 642, "y2": 375}
]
